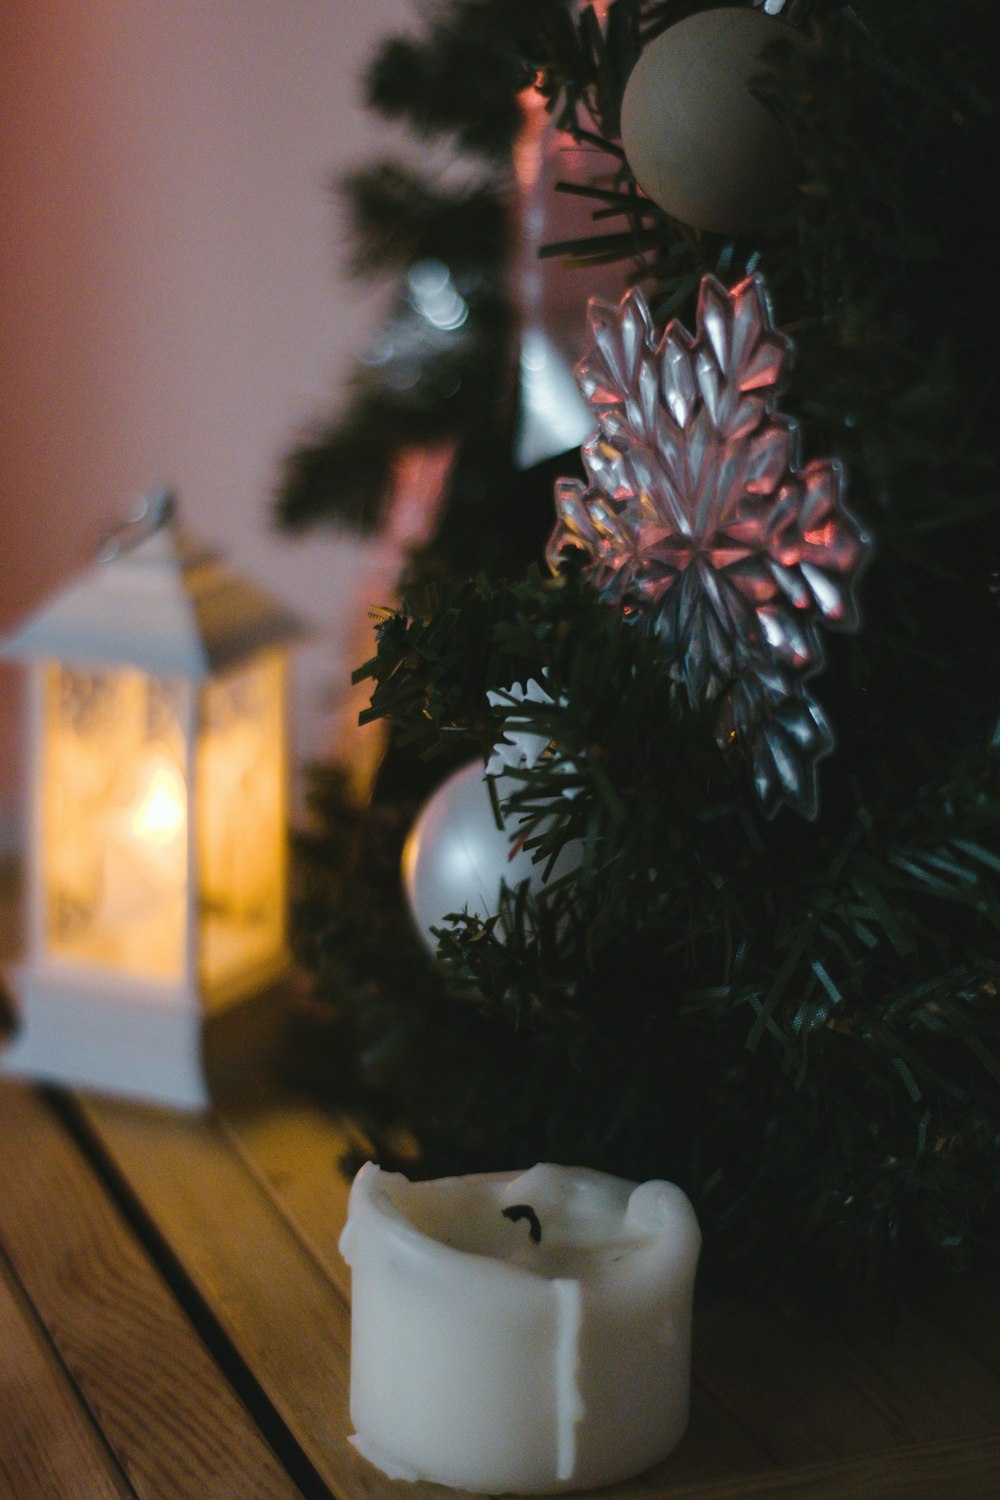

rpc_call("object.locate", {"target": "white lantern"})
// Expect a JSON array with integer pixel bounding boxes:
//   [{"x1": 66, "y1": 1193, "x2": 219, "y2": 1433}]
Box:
[{"x1": 0, "y1": 497, "x2": 302, "y2": 1108}]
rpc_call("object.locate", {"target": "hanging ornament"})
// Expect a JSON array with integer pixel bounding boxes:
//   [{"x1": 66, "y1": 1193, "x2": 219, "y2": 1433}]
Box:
[
  {"x1": 619, "y1": 7, "x2": 799, "y2": 234},
  {"x1": 402, "y1": 760, "x2": 583, "y2": 953},
  {"x1": 546, "y1": 272, "x2": 871, "y2": 819}
]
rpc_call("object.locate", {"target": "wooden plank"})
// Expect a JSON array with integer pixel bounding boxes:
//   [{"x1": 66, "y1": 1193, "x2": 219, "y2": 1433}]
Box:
[
  {"x1": 76, "y1": 1090, "x2": 417, "y2": 1500},
  {"x1": 0, "y1": 1255, "x2": 133, "y2": 1500},
  {"x1": 0, "y1": 1082, "x2": 302, "y2": 1500},
  {"x1": 822, "y1": 1293, "x2": 1000, "y2": 1443},
  {"x1": 922, "y1": 1272, "x2": 1000, "y2": 1380},
  {"x1": 218, "y1": 1092, "x2": 358, "y2": 1303},
  {"x1": 695, "y1": 1298, "x2": 932, "y2": 1464},
  {"x1": 85, "y1": 1087, "x2": 780, "y2": 1500},
  {"x1": 79, "y1": 1082, "x2": 1000, "y2": 1500},
  {"x1": 654, "y1": 1431, "x2": 1000, "y2": 1500}
]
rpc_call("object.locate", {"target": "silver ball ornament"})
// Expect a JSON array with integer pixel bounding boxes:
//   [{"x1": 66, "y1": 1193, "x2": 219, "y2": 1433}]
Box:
[
  {"x1": 620, "y1": 7, "x2": 799, "y2": 234},
  {"x1": 402, "y1": 760, "x2": 582, "y2": 954}
]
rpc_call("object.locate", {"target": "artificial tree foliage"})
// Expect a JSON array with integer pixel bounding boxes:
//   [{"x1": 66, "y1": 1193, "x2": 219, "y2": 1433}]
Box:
[{"x1": 281, "y1": 0, "x2": 1000, "y2": 1297}]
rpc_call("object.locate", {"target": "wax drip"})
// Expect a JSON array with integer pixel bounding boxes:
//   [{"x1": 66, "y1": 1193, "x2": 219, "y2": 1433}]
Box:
[{"x1": 502, "y1": 1204, "x2": 542, "y2": 1243}]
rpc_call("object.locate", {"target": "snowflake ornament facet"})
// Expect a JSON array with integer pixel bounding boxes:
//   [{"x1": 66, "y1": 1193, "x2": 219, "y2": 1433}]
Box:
[{"x1": 546, "y1": 273, "x2": 871, "y2": 818}]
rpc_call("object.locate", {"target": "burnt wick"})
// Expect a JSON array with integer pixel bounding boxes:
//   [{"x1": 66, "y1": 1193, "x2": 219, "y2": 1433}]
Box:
[{"x1": 502, "y1": 1204, "x2": 542, "y2": 1244}]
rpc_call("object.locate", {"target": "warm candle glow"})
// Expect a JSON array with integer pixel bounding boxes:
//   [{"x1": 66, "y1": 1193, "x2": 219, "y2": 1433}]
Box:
[
  {"x1": 129, "y1": 760, "x2": 186, "y2": 849},
  {"x1": 195, "y1": 651, "x2": 286, "y2": 994},
  {"x1": 38, "y1": 666, "x2": 188, "y2": 979}
]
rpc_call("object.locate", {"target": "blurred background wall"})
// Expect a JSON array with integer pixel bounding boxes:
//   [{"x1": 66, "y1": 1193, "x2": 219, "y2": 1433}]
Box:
[{"x1": 0, "y1": 0, "x2": 412, "y2": 846}]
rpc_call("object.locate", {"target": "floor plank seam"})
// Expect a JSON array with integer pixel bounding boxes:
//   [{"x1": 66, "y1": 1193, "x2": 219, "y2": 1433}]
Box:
[
  {"x1": 0, "y1": 1237, "x2": 141, "y2": 1500},
  {"x1": 216, "y1": 1110, "x2": 353, "y2": 1302},
  {"x1": 46, "y1": 1087, "x2": 335, "y2": 1500}
]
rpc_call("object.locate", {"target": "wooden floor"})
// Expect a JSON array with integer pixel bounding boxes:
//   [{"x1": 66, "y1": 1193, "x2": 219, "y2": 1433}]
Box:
[{"x1": 2, "y1": 1059, "x2": 1000, "y2": 1499}]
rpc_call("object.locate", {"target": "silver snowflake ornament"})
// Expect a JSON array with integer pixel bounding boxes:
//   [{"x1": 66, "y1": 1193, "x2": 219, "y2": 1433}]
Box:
[{"x1": 546, "y1": 272, "x2": 871, "y2": 818}]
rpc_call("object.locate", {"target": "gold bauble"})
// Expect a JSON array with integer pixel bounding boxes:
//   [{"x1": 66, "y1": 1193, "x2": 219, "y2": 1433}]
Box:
[{"x1": 620, "y1": 7, "x2": 799, "y2": 234}]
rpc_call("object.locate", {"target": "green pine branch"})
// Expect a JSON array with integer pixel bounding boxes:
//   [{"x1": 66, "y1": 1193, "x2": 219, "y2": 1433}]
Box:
[{"x1": 278, "y1": 0, "x2": 1000, "y2": 1299}]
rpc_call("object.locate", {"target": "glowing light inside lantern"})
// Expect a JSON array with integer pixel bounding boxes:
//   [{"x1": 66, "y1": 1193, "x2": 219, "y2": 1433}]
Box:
[
  {"x1": 196, "y1": 652, "x2": 287, "y2": 995},
  {"x1": 40, "y1": 665, "x2": 189, "y2": 980},
  {"x1": 129, "y1": 761, "x2": 186, "y2": 849}
]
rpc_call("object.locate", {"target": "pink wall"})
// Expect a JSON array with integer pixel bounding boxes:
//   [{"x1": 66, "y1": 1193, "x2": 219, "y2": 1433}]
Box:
[{"x1": 0, "y1": 0, "x2": 413, "y2": 841}]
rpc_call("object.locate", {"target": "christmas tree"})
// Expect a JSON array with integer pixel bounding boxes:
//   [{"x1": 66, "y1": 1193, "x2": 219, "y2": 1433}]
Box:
[{"x1": 280, "y1": 0, "x2": 1000, "y2": 1298}]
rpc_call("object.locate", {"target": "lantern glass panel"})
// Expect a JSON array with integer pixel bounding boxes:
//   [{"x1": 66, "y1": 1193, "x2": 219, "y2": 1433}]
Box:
[
  {"x1": 41, "y1": 663, "x2": 188, "y2": 980},
  {"x1": 195, "y1": 650, "x2": 286, "y2": 996}
]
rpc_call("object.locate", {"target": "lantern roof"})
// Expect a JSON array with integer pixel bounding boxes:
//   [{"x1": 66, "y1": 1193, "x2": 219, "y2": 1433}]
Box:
[{"x1": 1, "y1": 501, "x2": 304, "y2": 679}]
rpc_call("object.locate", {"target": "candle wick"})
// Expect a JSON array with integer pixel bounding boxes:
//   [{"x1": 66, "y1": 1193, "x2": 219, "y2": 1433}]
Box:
[{"x1": 502, "y1": 1204, "x2": 542, "y2": 1243}]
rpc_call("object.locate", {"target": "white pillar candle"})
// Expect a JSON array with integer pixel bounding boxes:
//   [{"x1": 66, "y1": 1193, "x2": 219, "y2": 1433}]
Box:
[{"x1": 338, "y1": 1161, "x2": 701, "y2": 1494}]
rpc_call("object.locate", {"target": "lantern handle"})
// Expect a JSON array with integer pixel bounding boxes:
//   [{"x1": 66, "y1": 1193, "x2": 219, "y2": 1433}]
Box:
[{"x1": 99, "y1": 488, "x2": 176, "y2": 561}]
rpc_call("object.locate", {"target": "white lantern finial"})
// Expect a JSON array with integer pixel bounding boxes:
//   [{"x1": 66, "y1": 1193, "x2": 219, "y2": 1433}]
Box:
[{"x1": 98, "y1": 486, "x2": 175, "y2": 560}]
